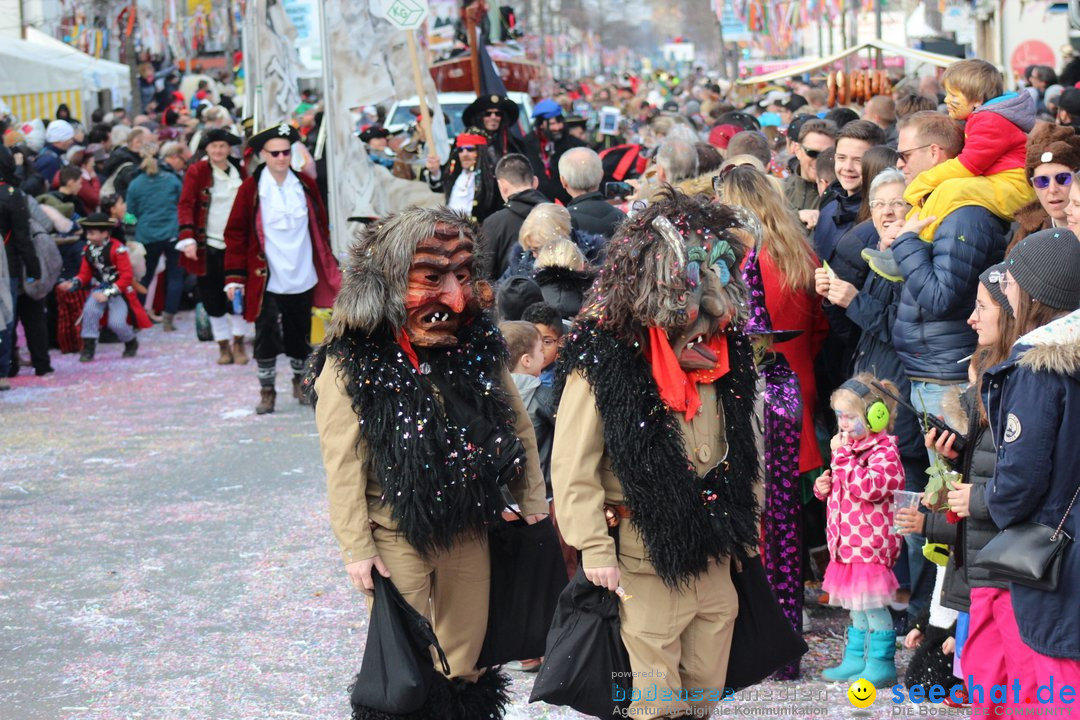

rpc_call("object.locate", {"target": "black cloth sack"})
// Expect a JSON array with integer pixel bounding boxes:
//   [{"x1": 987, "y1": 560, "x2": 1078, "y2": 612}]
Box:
[
  {"x1": 528, "y1": 567, "x2": 631, "y2": 719},
  {"x1": 724, "y1": 553, "x2": 809, "y2": 691},
  {"x1": 349, "y1": 572, "x2": 450, "y2": 718},
  {"x1": 478, "y1": 514, "x2": 569, "y2": 667}
]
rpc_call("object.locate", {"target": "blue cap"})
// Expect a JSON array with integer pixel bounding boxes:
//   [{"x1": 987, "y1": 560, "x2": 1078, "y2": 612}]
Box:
[{"x1": 531, "y1": 99, "x2": 564, "y2": 119}]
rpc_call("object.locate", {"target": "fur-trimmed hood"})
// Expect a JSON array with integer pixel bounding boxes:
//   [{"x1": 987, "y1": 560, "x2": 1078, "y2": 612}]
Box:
[
  {"x1": 1016, "y1": 309, "x2": 1080, "y2": 377},
  {"x1": 940, "y1": 383, "x2": 971, "y2": 436}
]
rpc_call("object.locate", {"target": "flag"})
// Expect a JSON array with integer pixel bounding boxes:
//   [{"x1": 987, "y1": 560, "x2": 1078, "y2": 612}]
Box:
[
  {"x1": 245, "y1": 0, "x2": 302, "y2": 129},
  {"x1": 317, "y1": 0, "x2": 446, "y2": 253}
]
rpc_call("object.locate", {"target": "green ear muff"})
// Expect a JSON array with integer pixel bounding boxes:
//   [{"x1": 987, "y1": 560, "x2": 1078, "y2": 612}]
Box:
[{"x1": 865, "y1": 399, "x2": 890, "y2": 433}]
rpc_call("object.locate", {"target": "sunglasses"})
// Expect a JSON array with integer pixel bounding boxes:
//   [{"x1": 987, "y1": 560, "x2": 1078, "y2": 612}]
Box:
[
  {"x1": 458, "y1": 146, "x2": 478, "y2": 152},
  {"x1": 1031, "y1": 172, "x2": 1074, "y2": 189},
  {"x1": 802, "y1": 147, "x2": 824, "y2": 159},
  {"x1": 265, "y1": 149, "x2": 290, "y2": 158},
  {"x1": 483, "y1": 110, "x2": 503, "y2": 117},
  {"x1": 897, "y1": 144, "x2": 932, "y2": 164}
]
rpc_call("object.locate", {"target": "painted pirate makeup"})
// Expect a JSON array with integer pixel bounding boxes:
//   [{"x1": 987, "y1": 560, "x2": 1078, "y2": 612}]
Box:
[{"x1": 404, "y1": 225, "x2": 476, "y2": 347}]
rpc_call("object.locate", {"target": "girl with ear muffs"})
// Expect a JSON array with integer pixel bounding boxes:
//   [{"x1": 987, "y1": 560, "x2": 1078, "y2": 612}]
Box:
[{"x1": 814, "y1": 372, "x2": 905, "y2": 688}]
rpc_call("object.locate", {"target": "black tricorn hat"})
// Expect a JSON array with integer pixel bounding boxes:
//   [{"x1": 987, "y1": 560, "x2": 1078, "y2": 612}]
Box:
[
  {"x1": 200, "y1": 128, "x2": 242, "y2": 149},
  {"x1": 249, "y1": 123, "x2": 300, "y2": 153},
  {"x1": 462, "y1": 94, "x2": 521, "y2": 129},
  {"x1": 79, "y1": 212, "x2": 116, "y2": 230},
  {"x1": 359, "y1": 125, "x2": 391, "y2": 143}
]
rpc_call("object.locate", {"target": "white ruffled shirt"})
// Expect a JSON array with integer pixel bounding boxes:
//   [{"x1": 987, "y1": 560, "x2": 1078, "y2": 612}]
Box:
[
  {"x1": 258, "y1": 169, "x2": 317, "y2": 295},
  {"x1": 447, "y1": 169, "x2": 477, "y2": 215},
  {"x1": 205, "y1": 163, "x2": 242, "y2": 250}
]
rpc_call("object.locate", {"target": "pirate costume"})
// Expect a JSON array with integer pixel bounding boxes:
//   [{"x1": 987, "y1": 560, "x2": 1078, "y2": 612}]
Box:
[{"x1": 223, "y1": 123, "x2": 341, "y2": 414}]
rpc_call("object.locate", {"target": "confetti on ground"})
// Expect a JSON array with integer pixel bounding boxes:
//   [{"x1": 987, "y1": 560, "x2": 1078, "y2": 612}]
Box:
[{"x1": 0, "y1": 315, "x2": 918, "y2": 719}]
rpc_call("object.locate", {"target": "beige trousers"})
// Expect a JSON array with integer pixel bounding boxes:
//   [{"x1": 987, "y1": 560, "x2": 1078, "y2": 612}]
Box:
[
  {"x1": 367, "y1": 524, "x2": 490, "y2": 682},
  {"x1": 618, "y1": 553, "x2": 738, "y2": 718}
]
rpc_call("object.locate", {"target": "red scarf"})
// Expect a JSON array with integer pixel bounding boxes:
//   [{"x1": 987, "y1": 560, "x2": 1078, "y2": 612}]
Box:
[
  {"x1": 645, "y1": 327, "x2": 730, "y2": 421},
  {"x1": 396, "y1": 330, "x2": 419, "y2": 371}
]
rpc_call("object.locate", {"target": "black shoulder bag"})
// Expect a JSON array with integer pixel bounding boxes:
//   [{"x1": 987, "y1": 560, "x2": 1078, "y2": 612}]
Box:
[{"x1": 973, "y1": 484, "x2": 1079, "y2": 592}]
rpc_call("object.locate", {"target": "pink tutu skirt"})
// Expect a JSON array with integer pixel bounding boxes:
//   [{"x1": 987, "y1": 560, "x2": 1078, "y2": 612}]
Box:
[{"x1": 822, "y1": 561, "x2": 898, "y2": 611}]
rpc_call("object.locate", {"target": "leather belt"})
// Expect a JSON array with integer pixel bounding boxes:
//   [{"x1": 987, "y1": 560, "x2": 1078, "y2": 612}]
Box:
[{"x1": 603, "y1": 503, "x2": 632, "y2": 527}]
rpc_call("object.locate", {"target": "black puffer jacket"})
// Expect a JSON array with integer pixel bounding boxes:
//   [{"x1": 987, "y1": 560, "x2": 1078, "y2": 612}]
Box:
[
  {"x1": 922, "y1": 384, "x2": 1007, "y2": 613},
  {"x1": 533, "y1": 265, "x2": 594, "y2": 319},
  {"x1": 479, "y1": 188, "x2": 549, "y2": 281},
  {"x1": 566, "y1": 191, "x2": 625, "y2": 240}
]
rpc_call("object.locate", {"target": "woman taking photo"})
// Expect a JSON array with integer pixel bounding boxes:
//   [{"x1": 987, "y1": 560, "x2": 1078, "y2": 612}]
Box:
[
  {"x1": 177, "y1": 129, "x2": 248, "y2": 364},
  {"x1": 963, "y1": 228, "x2": 1080, "y2": 716},
  {"x1": 126, "y1": 145, "x2": 184, "y2": 331}
]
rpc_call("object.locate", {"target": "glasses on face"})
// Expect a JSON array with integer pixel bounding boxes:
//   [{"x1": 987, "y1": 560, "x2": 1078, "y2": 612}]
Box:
[
  {"x1": 869, "y1": 199, "x2": 910, "y2": 211},
  {"x1": 1031, "y1": 172, "x2": 1074, "y2": 189},
  {"x1": 802, "y1": 147, "x2": 824, "y2": 159},
  {"x1": 541, "y1": 337, "x2": 558, "y2": 347},
  {"x1": 897, "y1": 144, "x2": 932, "y2": 164},
  {"x1": 265, "y1": 149, "x2": 290, "y2": 158},
  {"x1": 458, "y1": 146, "x2": 478, "y2": 153},
  {"x1": 484, "y1": 110, "x2": 503, "y2": 117},
  {"x1": 972, "y1": 301, "x2": 997, "y2": 318}
]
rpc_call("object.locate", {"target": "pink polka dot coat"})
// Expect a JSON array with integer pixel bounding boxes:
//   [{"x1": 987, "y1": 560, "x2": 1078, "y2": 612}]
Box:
[{"x1": 814, "y1": 431, "x2": 905, "y2": 567}]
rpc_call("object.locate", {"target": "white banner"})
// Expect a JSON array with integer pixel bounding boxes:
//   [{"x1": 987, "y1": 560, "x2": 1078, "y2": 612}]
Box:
[
  {"x1": 318, "y1": 0, "x2": 447, "y2": 253},
  {"x1": 247, "y1": 0, "x2": 302, "y2": 129}
]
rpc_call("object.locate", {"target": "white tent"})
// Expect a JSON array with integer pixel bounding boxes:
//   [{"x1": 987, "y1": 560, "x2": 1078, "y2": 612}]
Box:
[
  {"x1": 0, "y1": 31, "x2": 131, "y2": 123},
  {"x1": 737, "y1": 38, "x2": 962, "y2": 85}
]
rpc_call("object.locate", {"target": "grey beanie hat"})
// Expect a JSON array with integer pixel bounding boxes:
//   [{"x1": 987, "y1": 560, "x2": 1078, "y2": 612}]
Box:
[
  {"x1": 979, "y1": 263, "x2": 1013, "y2": 316},
  {"x1": 1006, "y1": 228, "x2": 1080, "y2": 310}
]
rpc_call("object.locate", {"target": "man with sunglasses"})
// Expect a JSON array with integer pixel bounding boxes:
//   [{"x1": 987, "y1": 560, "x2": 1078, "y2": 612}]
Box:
[
  {"x1": 426, "y1": 131, "x2": 501, "y2": 223},
  {"x1": 223, "y1": 123, "x2": 342, "y2": 415},
  {"x1": 523, "y1": 99, "x2": 585, "y2": 205},
  {"x1": 783, "y1": 118, "x2": 838, "y2": 226},
  {"x1": 880, "y1": 111, "x2": 1008, "y2": 460},
  {"x1": 462, "y1": 94, "x2": 523, "y2": 160}
]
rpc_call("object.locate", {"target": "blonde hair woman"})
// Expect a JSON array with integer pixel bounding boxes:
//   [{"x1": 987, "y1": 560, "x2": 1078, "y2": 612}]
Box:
[
  {"x1": 716, "y1": 165, "x2": 829, "y2": 476},
  {"x1": 502, "y1": 203, "x2": 572, "y2": 280},
  {"x1": 520, "y1": 203, "x2": 572, "y2": 256}
]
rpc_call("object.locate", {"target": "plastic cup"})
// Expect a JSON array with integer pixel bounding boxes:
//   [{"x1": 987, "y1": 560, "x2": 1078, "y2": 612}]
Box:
[{"x1": 891, "y1": 490, "x2": 923, "y2": 534}]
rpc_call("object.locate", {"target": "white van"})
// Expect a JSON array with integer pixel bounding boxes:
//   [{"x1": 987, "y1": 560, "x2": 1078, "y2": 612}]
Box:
[{"x1": 385, "y1": 91, "x2": 534, "y2": 138}]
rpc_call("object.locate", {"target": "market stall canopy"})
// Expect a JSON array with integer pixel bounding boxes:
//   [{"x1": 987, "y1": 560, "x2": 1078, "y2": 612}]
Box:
[
  {"x1": 0, "y1": 31, "x2": 130, "y2": 123},
  {"x1": 737, "y1": 38, "x2": 963, "y2": 85},
  {"x1": 23, "y1": 27, "x2": 131, "y2": 99}
]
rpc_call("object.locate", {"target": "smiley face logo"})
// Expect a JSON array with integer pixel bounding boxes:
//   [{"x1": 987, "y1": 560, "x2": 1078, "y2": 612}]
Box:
[{"x1": 847, "y1": 678, "x2": 876, "y2": 708}]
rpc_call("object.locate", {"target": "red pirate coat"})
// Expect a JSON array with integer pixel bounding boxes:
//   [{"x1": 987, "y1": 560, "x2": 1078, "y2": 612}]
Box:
[
  {"x1": 222, "y1": 165, "x2": 341, "y2": 323},
  {"x1": 74, "y1": 238, "x2": 153, "y2": 330},
  {"x1": 177, "y1": 157, "x2": 245, "y2": 276}
]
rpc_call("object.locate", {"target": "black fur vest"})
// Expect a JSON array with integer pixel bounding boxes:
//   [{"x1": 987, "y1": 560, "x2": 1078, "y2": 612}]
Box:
[
  {"x1": 310, "y1": 315, "x2": 518, "y2": 556},
  {"x1": 555, "y1": 319, "x2": 760, "y2": 587}
]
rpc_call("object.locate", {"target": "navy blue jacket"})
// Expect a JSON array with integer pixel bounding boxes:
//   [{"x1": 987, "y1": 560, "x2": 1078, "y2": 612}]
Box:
[
  {"x1": 846, "y1": 271, "x2": 923, "y2": 461},
  {"x1": 982, "y1": 311, "x2": 1080, "y2": 659},
  {"x1": 813, "y1": 181, "x2": 862, "y2": 264},
  {"x1": 891, "y1": 205, "x2": 1007, "y2": 381}
]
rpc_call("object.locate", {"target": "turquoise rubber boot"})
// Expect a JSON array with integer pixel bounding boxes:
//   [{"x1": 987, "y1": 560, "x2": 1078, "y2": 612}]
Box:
[
  {"x1": 857, "y1": 629, "x2": 898, "y2": 687},
  {"x1": 822, "y1": 626, "x2": 867, "y2": 681}
]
